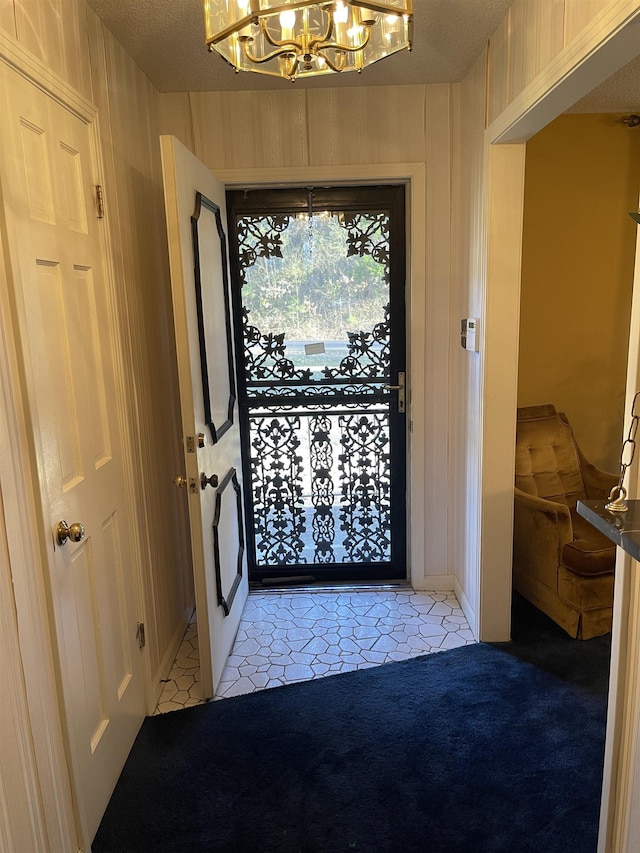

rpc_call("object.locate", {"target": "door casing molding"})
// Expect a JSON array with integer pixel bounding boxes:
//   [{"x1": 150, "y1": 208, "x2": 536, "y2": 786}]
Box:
[{"x1": 219, "y1": 163, "x2": 433, "y2": 593}]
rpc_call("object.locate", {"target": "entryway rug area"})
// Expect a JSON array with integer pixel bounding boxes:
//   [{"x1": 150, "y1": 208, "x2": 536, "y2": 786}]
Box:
[{"x1": 93, "y1": 643, "x2": 606, "y2": 853}]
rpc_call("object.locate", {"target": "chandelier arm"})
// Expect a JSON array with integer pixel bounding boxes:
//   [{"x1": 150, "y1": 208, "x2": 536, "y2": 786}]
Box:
[
  {"x1": 317, "y1": 26, "x2": 372, "y2": 54},
  {"x1": 314, "y1": 49, "x2": 347, "y2": 72},
  {"x1": 241, "y1": 37, "x2": 299, "y2": 65},
  {"x1": 258, "y1": 17, "x2": 300, "y2": 50}
]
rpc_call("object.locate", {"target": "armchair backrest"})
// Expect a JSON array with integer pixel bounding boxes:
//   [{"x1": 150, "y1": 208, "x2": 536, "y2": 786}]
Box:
[{"x1": 515, "y1": 404, "x2": 587, "y2": 508}]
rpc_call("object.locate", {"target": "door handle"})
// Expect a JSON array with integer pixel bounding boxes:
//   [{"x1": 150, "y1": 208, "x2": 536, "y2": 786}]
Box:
[
  {"x1": 174, "y1": 475, "x2": 198, "y2": 493},
  {"x1": 201, "y1": 473, "x2": 219, "y2": 490},
  {"x1": 383, "y1": 371, "x2": 405, "y2": 413},
  {"x1": 56, "y1": 520, "x2": 85, "y2": 546}
]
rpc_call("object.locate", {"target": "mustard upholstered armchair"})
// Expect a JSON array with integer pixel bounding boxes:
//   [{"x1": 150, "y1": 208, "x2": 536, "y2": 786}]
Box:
[{"x1": 513, "y1": 404, "x2": 617, "y2": 639}]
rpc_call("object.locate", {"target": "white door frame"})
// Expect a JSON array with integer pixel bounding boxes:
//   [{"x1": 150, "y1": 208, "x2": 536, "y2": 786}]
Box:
[
  {"x1": 217, "y1": 163, "x2": 442, "y2": 595},
  {"x1": 0, "y1": 29, "x2": 148, "y2": 850}
]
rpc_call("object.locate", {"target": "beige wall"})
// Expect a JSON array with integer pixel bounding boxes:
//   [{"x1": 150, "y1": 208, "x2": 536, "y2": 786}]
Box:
[
  {"x1": 450, "y1": 52, "x2": 489, "y2": 636},
  {"x1": 163, "y1": 85, "x2": 429, "y2": 169},
  {"x1": 85, "y1": 14, "x2": 194, "y2": 687},
  {"x1": 453, "y1": 1, "x2": 640, "y2": 846},
  {"x1": 518, "y1": 114, "x2": 640, "y2": 471},
  {"x1": 158, "y1": 84, "x2": 456, "y2": 593}
]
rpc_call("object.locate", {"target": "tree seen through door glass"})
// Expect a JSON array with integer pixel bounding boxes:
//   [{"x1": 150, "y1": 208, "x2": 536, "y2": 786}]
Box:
[{"x1": 239, "y1": 210, "x2": 390, "y2": 381}]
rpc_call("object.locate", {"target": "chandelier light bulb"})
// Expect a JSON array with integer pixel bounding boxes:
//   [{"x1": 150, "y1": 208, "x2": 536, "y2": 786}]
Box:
[
  {"x1": 279, "y1": 9, "x2": 297, "y2": 29},
  {"x1": 334, "y1": 2, "x2": 349, "y2": 25}
]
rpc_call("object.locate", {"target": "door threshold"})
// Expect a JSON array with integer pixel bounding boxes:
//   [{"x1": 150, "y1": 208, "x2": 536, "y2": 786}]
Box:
[{"x1": 249, "y1": 580, "x2": 413, "y2": 595}]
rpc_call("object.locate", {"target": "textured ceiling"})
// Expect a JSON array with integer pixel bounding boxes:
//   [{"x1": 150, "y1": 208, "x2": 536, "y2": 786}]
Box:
[
  {"x1": 86, "y1": 0, "x2": 516, "y2": 92},
  {"x1": 568, "y1": 54, "x2": 640, "y2": 114},
  {"x1": 86, "y1": 0, "x2": 640, "y2": 110}
]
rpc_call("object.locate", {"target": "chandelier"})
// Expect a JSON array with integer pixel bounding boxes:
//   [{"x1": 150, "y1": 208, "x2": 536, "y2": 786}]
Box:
[{"x1": 203, "y1": 1, "x2": 413, "y2": 81}]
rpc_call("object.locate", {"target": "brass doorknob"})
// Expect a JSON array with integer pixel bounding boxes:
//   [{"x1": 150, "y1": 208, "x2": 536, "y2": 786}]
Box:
[
  {"x1": 56, "y1": 520, "x2": 85, "y2": 546},
  {"x1": 173, "y1": 476, "x2": 188, "y2": 488}
]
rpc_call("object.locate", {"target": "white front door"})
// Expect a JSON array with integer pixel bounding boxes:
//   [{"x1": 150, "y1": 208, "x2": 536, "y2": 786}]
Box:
[
  {"x1": 160, "y1": 136, "x2": 248, "y2": 697},
  {"x1": 0, "y1": 62, "x2": 146, "y2": 842}
]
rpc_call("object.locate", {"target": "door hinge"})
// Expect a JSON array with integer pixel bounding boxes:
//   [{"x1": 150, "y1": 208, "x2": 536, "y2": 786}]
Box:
[
  {"x1": 136, "y1": 622, "x2": 146, "y2": 649},
  {"x1": 95, "y1": 184, "x2": 105, "y2": 219}
]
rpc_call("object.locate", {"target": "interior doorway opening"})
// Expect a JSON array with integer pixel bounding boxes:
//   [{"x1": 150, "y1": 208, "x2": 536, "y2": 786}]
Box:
[
  {"x1": 512, "y1": 111, "x2": 640, "y2": 641},
  {"x1": 226, "y1": 184, "x2": 408, "y2": 586}
]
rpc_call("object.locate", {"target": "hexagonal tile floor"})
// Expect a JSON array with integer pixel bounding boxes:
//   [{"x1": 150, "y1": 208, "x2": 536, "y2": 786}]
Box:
[
  {"x1": 154, "y1": 589, "x2": 474, "y2": 714},
  {"x1": 154, "y1": 616, "x2": 203, "y2": 714}
]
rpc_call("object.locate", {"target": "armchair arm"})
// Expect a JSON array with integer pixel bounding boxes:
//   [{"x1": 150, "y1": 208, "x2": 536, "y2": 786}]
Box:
[
  {"x1": 513, "y1": 487, "x2": 573, "y2": 592},
  {"x1": 577, "y1": 447, "x2": 618, "y2": 500}
]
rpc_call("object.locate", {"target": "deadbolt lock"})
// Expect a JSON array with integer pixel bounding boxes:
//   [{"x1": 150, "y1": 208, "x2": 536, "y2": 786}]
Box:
[{"x1": 186, "y1": 434, "x2": 207, "y2": 453}]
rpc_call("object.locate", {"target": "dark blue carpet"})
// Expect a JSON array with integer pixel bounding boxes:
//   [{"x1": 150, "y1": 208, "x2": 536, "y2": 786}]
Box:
[{"x1": 93, "y1": 637, "x2": 607, "y2": 852}]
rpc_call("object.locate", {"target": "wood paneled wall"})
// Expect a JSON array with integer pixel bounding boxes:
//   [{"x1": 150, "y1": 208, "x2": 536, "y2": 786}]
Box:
[
  {"x1": 0, "y1": 1, "x2": 191, "y2": 708},
  {"x1": 158, "y1": 84, "x2": 454, "y2": 591},
  {"x1": 164, "y1": 84, "x2": 429, "y2": 172},
  {"x1": 85, "y1": 12, "x2": 193, "y2": 688},
  {"x1": 487, "y1": 0, "x2": 620, "y2": 125},
  {"x1": 449, "y1": 52, "x2": 489, "y2": 637}
]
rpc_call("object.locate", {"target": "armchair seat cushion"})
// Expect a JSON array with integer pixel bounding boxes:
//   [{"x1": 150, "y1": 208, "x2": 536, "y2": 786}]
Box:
[
  {"x1": 558, "y1": 565, "x2": 615, "y2": 612},
  {"x1": 562, "y1": 511, "x2": 616, "y2": 577}
]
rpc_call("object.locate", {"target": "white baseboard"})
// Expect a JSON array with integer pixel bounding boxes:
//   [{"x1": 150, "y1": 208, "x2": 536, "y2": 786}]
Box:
[
  {"x1": 453, "y1": 578, "x2": 477, "y2": 640},
  {"x1": 411, "y1": 573, "x2": 456, "y2": 592}
]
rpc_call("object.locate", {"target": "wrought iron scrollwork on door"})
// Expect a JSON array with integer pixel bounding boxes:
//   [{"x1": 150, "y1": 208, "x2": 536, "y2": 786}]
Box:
[
  {"x1": 236, "y1": 211, "x2": 392, "y2": 389},
  {"x1": 250, "y1": 415, "x2": 306, "y2": 564},
  {"x1": 248, "y1": 405, "x2": 391, "y2": 566},
  {"x1": 338, "y1": 412, "x2": 391, "y2": 562},
  {"x1": 322, "y1": 304, "x2": 390, "y2": 381},
  {"x1": 228, "y1": 184, "x2": 406, "y2": 577},
  {"x1": 309, "y1": 414, "x2": 335, "y2": 563}
]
